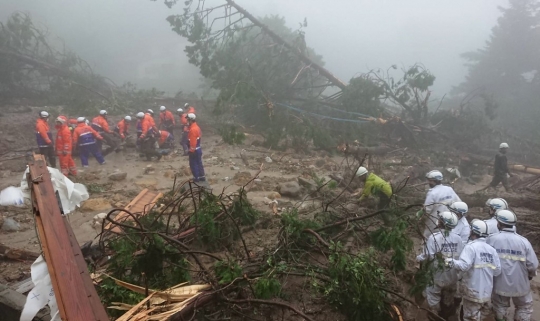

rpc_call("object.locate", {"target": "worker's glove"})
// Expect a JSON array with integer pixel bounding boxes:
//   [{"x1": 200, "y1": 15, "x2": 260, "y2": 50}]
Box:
[{"x1": 444, "y1": 258, "x2": 454, "y2": 268}]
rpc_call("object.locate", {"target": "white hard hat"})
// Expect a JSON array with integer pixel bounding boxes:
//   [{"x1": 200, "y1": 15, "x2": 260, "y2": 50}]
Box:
[
  {"x1": 177, "y1": 108, "x2": 184, "y2": 113},
  {"x1": 136, "y1": 112, "x2": 145, "y2": 119},
  {"x1": 55, "y1": 116, "x2": 66, "y2": 124},
  {"x1": 39, "y1": 111, "x2": 49, "y2": 118},
  {"x1": 471, "y1": 219, "x2": 489, "y2": 237},
  {"x1": 495, "y1": 209, "x2": 517, "y2": 226},
  {"x1": 426, "y1": 170, "x2": 443, "y2": 181},
  {"x1": 184, "y1": 103, "x2": 189, "y2": 107},
  {"x1": 486, "y1": 198, "x2": 508, "y2": 211},
  {"x1": 124, "y1": 116, "x2": 132, "y2": 121},
  {"x1": 438, "y1": 211, "x2": 459, "y2": 229},
  {"x1": 77, "y1": 117, "x2": 86, "y2": 123},
  {"x1": 160, "y1": 106, "x2": 166, "y2": 111},
  {"x1": 187, "y1": 113, "x2": 196, "y2": 120},
  {"x1": 99, "y1": 110, "x2": 107, "y2": 115},
  {"x1": 355, "y1": 166, "x2": 368, "y2": 177},
  {"x1": 499, "y1": 142, "x2": 509, "y2": 149},
  {"x1": 448, "y1": 201, "x2": 468, "y2": 216},
  {"x1": 147, "y1": 109, "x2": 154, "y2": 114}
]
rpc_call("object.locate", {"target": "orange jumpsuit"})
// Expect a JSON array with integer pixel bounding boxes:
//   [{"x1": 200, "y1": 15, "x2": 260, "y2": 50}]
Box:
[
  {"x1": 55, "y1": 117, "x2": 77, "y2": 176},
  {"x1": 159, "y1": 110, "x2": 175, "y2": 127},
  {"x1": 91, "y1": 115, "x2": 112, "y2": 133},
  {"x1": 115, "y1": 119, "x2": 129, "y2": 140},
  {"x1": 139, "y1": 113, "x2": 157, "y2": 139}
]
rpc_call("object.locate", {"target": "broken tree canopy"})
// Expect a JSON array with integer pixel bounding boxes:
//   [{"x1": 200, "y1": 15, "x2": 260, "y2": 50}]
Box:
[{"x1": 0, "y1": 13, "x2": 164, "y2": 115}]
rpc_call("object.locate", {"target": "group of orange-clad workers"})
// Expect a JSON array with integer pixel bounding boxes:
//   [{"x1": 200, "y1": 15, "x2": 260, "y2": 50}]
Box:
[{"x1": 35, "y1": 103, "x2": 205, "y2": 182}]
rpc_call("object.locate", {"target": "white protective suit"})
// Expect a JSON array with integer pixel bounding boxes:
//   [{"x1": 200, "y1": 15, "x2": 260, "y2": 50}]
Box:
[
  {"x1": 452, "y1": 216, "x2": 471, "y2": 244},
  {"x1": 423, "y1": 185, "x2": 461, "y2": 238},
  {"x1": 485, "y1": 217, "x2": 499, "y2": 235},
  {"x1": 487, "y1": 228, "x2": 539, "y2": 321},
  {"x1": 451, "y1": 238, "x2": 501, "y2": 321},
  {"x1": 416, "y1": 230, "x2": 464, "y2": 312}
]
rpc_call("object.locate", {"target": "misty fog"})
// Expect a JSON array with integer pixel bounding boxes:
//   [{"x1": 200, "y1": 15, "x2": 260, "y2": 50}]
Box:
[{"x1": 0, "y1": 0, "x2": 507, "y2": 97}]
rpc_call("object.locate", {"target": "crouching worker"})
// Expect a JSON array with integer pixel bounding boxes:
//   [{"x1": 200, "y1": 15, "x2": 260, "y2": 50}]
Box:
[
  {"x1": 72, "y1": 117, "x2": 105, "y2": 167},
  {"x1": 55, "y1": 116, "x2": 77, "y2": 176},
  {"x1": 416, "y1": 211, "x2": 463, "y2": 321},
  {"x1": 187, "y1": 113, "x2": 205, "y2": 182},
  {"x1": 157, "y1": 130, "x2": 174, "y2": 158},
  {"x1": 355, "y1": 166, "x2": 392, "y2": 209}
]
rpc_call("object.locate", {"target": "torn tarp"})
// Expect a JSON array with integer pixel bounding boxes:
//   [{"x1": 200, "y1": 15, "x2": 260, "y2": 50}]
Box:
[{"x1": 20, "y1": 255, "x2": 60, "y2": 321}]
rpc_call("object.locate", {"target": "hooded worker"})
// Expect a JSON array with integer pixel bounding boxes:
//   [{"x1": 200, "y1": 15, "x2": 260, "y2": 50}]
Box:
[
  {"x1": 423, "y1": 170, "x2": 461, "y2": 239},
  {"x1": 187, "y1": 113, "x2": 205, "y2": 182},
  {"x1": 55, "y1": 116, "x2": 77, "y2": 176},
  {"x1": 355, "y1": 166, "x2": 392, "y2": 209},
  {"x1": 35, "y1": 110, "x2": 56, "y2": 167},
  {"x1": 91, "y1": 110, "x2": 119, "y2": 156},
  {"x1": 159, "y1": 106, "x2": 175, "y2": 136},
  {"x1": 72, "y1": 117, "x2": 105, "y2": 167}
]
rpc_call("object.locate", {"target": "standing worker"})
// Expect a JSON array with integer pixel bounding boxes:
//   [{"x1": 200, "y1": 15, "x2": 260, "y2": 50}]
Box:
[
  {"x1": 485, "y1": 198, "x2": 508, "y2": 235},
  {"x1": 92, "y1": 110, "x2": 119, "y2": 156},
  {"x1": 416, "y1": 211, "x2": 463, "y2": 320},
  {"x1": 447, "y1": 219, "x2": 501, "y2": 321},
  {"x1": 35, "y1": 111, "x2": 56, "y2": 167},
  {"x1": 177, "y1": 108, "x2": 189, "y2": 155},
  {"x1": 159, "y1": 106, "x2": 175, "y2": 137},
  {"x1": 114, "y1": 116, "x2": 132, "y2": 141},
  {"x1": 72, "y1": 117, "x2": 105, "y2": 167},
  {"x1": 54, "y1": 116, "x2": 77, "y2": 176},
  {"x1": 448, "y1": 201, "x2": 471, "y2": 244},
  {"x1": 487, "y1": 143, "x2": 513, "y2": 192},
  {"x1": 139, "y1": 110, "x2": 160, "y2": 161},
  {"x1": 354, "y1": 166, "x2": 392, "y2": 209},
  {"x1": 187, "y1": 113, "x2": 206, "y2": 182},
  {"x1": 184, "y1": 103, "x2": 195, "y2": 114},
  {"x1": 487, "y1": 210, "x2": 538, "y2": 321},
  {"x1": 423, "y1": 170, "x2": 461, "y2": 239}
]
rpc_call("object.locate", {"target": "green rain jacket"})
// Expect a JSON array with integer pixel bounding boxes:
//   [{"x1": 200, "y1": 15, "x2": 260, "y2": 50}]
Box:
[{"x1": 359, "y1": 173, "x2": 392, "y2": 201}]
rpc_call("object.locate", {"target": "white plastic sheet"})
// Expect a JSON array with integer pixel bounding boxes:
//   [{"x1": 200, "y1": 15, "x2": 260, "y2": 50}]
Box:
[
  {"x1": 0, "y1": 166, "x2": 89, "y2": 214},
  {"x1": 20, "y1": 255, "x2": 60, "y2": 321}
]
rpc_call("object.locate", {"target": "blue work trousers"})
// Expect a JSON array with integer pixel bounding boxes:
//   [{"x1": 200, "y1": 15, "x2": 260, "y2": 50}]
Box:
[
  {"x1": 79, "y1": 143, "x2": 105, "y2": 166},
  {"x1": 189, "y1": 149, "x2": 205, "y2": 182}
]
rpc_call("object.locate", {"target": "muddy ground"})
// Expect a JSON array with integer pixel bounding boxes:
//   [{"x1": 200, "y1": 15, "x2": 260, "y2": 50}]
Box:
[{"x1": 0, "y1": 107, "x2": 539, "y2": 320}]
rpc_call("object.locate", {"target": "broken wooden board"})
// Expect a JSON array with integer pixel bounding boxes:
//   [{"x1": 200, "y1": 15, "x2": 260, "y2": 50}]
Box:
[
  {"x1": 0, "y1": 244, "x2": 39, "y2": 261},
  {"x1": 104, "y1": 188, "x2": 162, "y2": 234}
]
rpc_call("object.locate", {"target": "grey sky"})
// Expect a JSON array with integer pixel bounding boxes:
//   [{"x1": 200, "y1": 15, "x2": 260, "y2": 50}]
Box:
[{"x1": 1, "y1": 0, "x2": 508, "y2": 97}]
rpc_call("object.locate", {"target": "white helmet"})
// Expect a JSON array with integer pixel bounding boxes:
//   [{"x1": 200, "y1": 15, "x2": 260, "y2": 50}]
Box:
[
  {"x1": 99, "y1": 110, "x2": 107, "y2": 115},
  {"x1": 177, "y1": 108, "x2": 184, "y2": 113},
  {"x1": 160, "y1": 106, "x2": 166, "y2": 111},
  {"x1": 184, "y1": 103, "x2": 189, "y2": 107},
  {"x1": 39, "y1": 111, "x2": 49, "y2": 118},
  {"x1": 187, "y1": 113, "x2": 196, "y2": 120},
  {"x1": 136, "y1": 112, "x2": 145, "y2": 119},
  {"x1": 495, "y1": 209, "x2": 517, "y2": 226},
  {"x1": 486, "y1": 198, "x2": 508, "y2": 211},
  {"x1": 55, "y1": 116, "x2": 66, "y2": 124},
  {"x1": 438, "y1": 211, "x2": 459, "y2": 229},
  {"x1": 499, "y1": 142, "x2": 509, "y2": 149},
  {"x1": 77, "y1": 117, "x2": 86, "y2": 123},
  {"x1": 426, "y1": 170, "x2": 443, "y2": 181},
  {"x1": 471, "y1": 219, "x2": 489, "y2": 237},
  {"x1": 448, "y1": 201, "x2": 468, "y2": 216},
  {"x1": 355, "y1": 166, "x2": 368, "y2": 177},
  {"x1": 124, "y1": 116, "x2": 132, "y2": 121},
  {"x1": 147, "y1": 109, "x2": 154, "y2": 114}
]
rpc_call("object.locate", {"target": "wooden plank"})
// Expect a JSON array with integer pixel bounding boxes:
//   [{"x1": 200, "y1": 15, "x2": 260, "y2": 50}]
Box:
[
  {"x1": 104, "y1": 188, "x2": 162, "y2": 234},
  {"x1": 29, "y1": 154, "x2": 107, "y2": 320},
  {"x1": 11, "y1": 277, "x2": 34, "y2": 294}
]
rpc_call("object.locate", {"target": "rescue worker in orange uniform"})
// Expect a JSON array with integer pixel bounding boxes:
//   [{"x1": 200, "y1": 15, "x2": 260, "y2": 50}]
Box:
[
  {"x1": 177, "y1": 108, "x2": 189, "y2": 155},
  {"x1": 114, "y1": 116, "x2": 132, "y2": 141},
  {"x1": 187, "y1": 113, "x2": 205, "y2": 182},
  {"x1": 159, "y1": 106, "x2": 175, "y2": 137},
  {"x1": 158, "y1": 130, "x2": 174, "y2": 149},
  {"x1": 55, "y1": 116, "x2": 77, "y2": 176},
  {"x1": 91, "y1": 110, "x2": 119, "y2": 156},
  {"x1": 35, "y1": 111, "x2": 56, "y2": 167},
  {"x1": 139, "y1": 110, "x2": 160, "y2": 161},
  {"x1": 184, "y1": 103, "x2": 196, "y2": 114},
  {"x1": 73, "y1": 117, "x2": 105, "y2": 167}
]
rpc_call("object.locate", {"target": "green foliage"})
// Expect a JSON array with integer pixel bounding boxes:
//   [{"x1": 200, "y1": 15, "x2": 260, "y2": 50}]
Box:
[
  {"x1": 409, "y1": 256, "x2": 443, "y2": 297},
  {"x1": 230, "y1": 190, "x2": 260, "y2": 226},
  {"x1": 253, "y1": 277, "x2": 282, "y2": 299},
  {"x1": 214, "y1": 260, "x2": 242, "y2": 285},
  {"x1": 370, "y1": 219, "x2": 414, "y2": 271},
  {"x1": 323, "y1": 244, "x2": 392, "y2": 321},
  {"x1": 190, "y1": 193, "x2": 223, "y2": 247},
  {"x1": 281, "y1": 209, "x2": 321, "y2": 247},
  {"x1": 219, "y1": 125, "x2": 246, "y2": 145},
  {"x1": 97, "y1": 278, "x2": 145, "y2": 317},
  {"x1": 341, "y1": 76, "x2": 384, "y2": 116}
]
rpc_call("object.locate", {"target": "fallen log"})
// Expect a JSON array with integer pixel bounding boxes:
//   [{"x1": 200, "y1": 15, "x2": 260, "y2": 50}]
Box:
[{"x1": 0, "y1": 244, "x2": 39, "y2": 261}]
